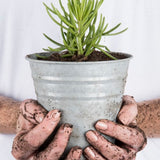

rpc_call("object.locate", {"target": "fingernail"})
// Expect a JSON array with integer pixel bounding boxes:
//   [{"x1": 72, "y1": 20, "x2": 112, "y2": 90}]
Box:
[
  {"x1": 96, "y1": 121, "x2": 108, "y2": 130},
  {"x1": 63, "y1": 123, "x2": 73, "y2": 129},
  {"x1": 63, "y1": 123, "x2": 73, "y2": 134},
  {"x1": 72, "y1": 146, "x2": 82, "y2": 158},
  {"x1": 84, "y1": 147, "x2": 95, "y2": 158},
  {"x1": 86, "y1": 131, "x2": 98, "y2": 142},
  {"x1": 73, "y1": 146, "x2": 82, "y2": 150},
  {"x1": 48, "y1": 110, "x2": 61, "y2": 119},
  {"x1": 36, "y1": 115, "x2": 44, "y2": 122}
]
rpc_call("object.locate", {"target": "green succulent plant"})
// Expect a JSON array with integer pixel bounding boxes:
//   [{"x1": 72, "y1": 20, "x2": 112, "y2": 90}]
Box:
[{"x1": 42, "y1": 0, "x2": 127, "y2": 60}]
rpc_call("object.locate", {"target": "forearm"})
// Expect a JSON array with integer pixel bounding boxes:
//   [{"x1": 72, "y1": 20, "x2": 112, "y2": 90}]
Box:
[
  {"x1": 137, "y1": 98, "x2": 160, "y2": 138},
  {"x1": 0, "y1": 96, "x2": 20, "y2": 134},
  {"x1": 0, "y1": 96, "x2": 160, "y2": 137}
]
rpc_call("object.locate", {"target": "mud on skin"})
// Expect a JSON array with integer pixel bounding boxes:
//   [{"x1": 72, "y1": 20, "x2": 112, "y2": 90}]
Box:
[
  {"x1": 84, "y1": 96, "x2": 147, "y2": 160},
  {"x1": 137, "y1": 98, "x2": 160, "y2": 137},
  {"x1": 12, "y1": 99, "x2": 82, "y2": 160},
  {"x1": 32, "y1": 124, "x2": 73, "y2": 160}
]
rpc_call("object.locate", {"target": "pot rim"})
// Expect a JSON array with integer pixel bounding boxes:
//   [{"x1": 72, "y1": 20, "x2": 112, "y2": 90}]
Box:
[{"x1": 26, "y1": 52, "x2": 133, "y2": 65}]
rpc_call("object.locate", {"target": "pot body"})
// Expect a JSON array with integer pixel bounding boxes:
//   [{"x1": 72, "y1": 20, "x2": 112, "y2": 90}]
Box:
[{"x1": 26, "y1": 52, "x2": 132, "y2": 157}]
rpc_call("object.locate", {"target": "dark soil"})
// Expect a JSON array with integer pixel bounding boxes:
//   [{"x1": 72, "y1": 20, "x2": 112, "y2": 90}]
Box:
[{"x1": 37, "y1": 50, "x2": 127, "y2": 62}]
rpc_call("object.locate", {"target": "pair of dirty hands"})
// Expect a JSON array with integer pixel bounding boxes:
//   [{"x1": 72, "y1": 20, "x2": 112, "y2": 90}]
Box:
[{"x1": 12, "y1": 96, "x2": 146, "y2": 160}]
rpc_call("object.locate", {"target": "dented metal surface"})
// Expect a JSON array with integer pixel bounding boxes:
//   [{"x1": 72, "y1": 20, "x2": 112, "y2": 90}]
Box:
[{"x1": 26, "y1": 52, "x2": 132, "y2": 157}]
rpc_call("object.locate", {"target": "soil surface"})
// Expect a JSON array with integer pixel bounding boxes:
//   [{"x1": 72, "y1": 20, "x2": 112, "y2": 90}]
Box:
[{"x1": 37, "y1": 50, "x2": 127, "y2": 62}]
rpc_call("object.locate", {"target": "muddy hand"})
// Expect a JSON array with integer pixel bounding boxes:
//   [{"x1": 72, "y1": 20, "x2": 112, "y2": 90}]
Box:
[
  {"x1": 84, "y1": 95, "x2": 147, "y2": 160},
  {"x1": 12, "y1": 99, "x2": 82, "y2": 160}
]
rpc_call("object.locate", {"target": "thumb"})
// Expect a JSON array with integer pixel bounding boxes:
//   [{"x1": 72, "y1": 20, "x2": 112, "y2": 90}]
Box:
[
  {"x1": 117, "y1": 95, "x2": 138, "y2": 126},
  {"x1": 17, "y1": 99, "x2": 47, "y2": 132}
]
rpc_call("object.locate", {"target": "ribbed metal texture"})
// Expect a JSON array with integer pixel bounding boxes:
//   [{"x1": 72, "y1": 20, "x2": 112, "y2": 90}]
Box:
[{"x1": 26, "y1": 52, "x2": 132, "y2": 156}]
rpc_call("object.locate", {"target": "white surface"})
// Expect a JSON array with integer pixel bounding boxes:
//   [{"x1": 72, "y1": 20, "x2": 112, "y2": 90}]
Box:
[{"x1": 0, "y1": 0, "x2": 160, "y2": 159}]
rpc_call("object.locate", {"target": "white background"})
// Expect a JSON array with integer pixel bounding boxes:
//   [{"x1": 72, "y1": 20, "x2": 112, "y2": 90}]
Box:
[{"x1": 0, "y1": 0, "x2": 160, "y2": 159}]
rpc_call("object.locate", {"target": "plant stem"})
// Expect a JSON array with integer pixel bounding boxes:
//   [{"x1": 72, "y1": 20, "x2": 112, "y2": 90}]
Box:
[{"x1": 77, "y1": 20, "x2": 83, "y2": 55}]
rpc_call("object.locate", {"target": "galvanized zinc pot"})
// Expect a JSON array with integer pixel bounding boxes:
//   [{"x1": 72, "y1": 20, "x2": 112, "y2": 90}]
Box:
[{"x1": 26, "y1": 52, "x2": 132, "y2": 151}]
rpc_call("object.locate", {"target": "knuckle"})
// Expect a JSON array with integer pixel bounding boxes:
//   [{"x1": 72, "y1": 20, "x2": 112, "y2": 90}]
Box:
[
  {"x1": 11, "y1": 132, "x2": 34, "y2": 160},
  {"x1": 131, "y1": 126, "x2": 147, "y2": 152},
  {"x1": 136, "y1": 127, "x2": 147, "y2": 151}
]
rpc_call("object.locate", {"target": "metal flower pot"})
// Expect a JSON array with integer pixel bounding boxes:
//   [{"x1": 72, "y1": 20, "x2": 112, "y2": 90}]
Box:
[{"x1": 26, "y1": 52, "x2": 132, "y2": 154}]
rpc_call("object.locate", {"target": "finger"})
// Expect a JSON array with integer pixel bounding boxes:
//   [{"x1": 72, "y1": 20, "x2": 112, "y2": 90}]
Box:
[
  {"x1": 84, "y1": 146, "x2": 106, "y2": 160},
  {"x1": 35, "y1": 123, "x2": 73, "y2": 160},
  {"x1": 95, "y1": 119, "x2": 146, "y2": 151},
  {"x1": 12, "y1": 110, "x2": 61, "y2": 160},
  {"x1": 117, "y1": 95, "x2": 138, "y2": 126},
  {"x1": 86, "y1": 130, "x2": 135, "y2": 160},
  {"x1": 65, "y1": 146, "x2": 82, "y2": 160},
  {"x1": 17, "y1": 99, "x2": 47, "y2": 132}
]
